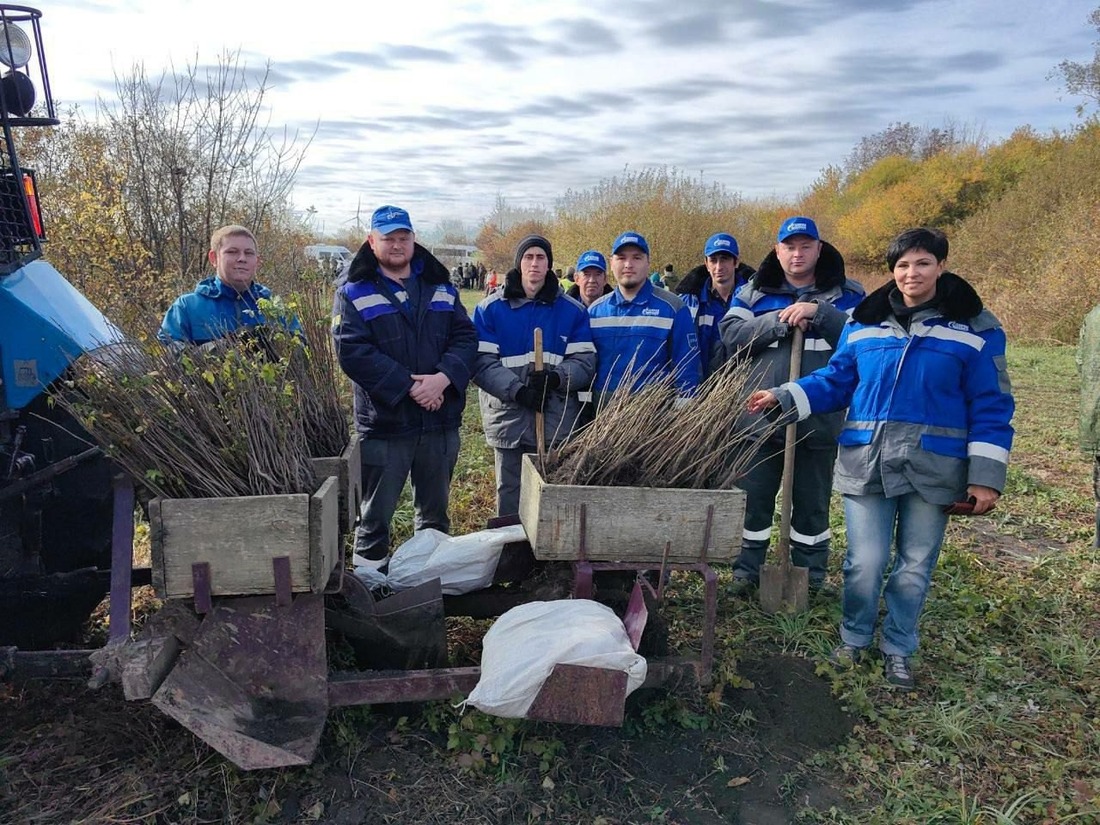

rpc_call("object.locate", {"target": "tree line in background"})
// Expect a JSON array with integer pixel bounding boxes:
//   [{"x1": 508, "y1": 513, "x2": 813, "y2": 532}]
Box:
[
  {"x1": 15, "y1": 9, "x2": 1100, "y2": 342},
  {"x1": 15, "y1": 51, "x2": 316, "y2": 333}
]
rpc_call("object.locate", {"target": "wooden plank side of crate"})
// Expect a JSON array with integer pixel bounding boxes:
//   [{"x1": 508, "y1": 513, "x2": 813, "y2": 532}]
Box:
[
  {"x1": 343, "y1": 434, "x2": 363, "y2": 532},
  {"x1": 152, "y1": 493, "x2": 312, "y2": 599},
  {"x1": 519, "y1": 454, "x2": 745, "y2": 563},
  {"x1": 311, "y1": 434, "x2": 363, "y2": 535},
  {"x1": 309, "y1": 475, "x2": 340, "y2": 593}
]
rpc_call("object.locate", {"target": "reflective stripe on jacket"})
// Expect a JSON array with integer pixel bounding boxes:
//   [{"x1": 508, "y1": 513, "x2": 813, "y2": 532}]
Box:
[
  {"x1": 333, "y1": 243, "x2": 477, "y2": 439},
  {"x1": 588, "y1": 280, "x2": 701, "y2": 395},
  {"x1": 714, "y1": 242, "x2": 863, "y2": 447},
  {"x1": 776, "y1": 273, "x2": 1015, "y2": 503},
  {"x1": 472, "y1": 270, "x2": 596, "y2": 449}
]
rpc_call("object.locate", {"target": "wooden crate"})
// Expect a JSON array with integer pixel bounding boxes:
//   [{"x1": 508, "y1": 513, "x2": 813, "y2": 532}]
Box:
[
  {"x1": 311, "y1": 434, "x2": 362, "y2": 535},
  {"x1": 518, "y1": 454, "x2": 745, "y2": 563},
  {"x1": 149, "y1": 476, "x2": 339, "y2": 600}
]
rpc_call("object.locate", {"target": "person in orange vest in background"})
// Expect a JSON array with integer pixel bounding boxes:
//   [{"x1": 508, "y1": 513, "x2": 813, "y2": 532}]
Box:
[{"x1": 485, "y1": 268, "x2": 500, "y2": 295}]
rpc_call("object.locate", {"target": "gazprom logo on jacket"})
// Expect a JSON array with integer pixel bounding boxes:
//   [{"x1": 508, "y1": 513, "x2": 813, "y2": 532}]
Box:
[{"x1": 641, "y1": 308, "x2": 661, "y2": 316}]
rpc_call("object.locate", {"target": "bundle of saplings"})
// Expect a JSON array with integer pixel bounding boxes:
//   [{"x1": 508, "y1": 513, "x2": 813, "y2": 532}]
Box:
[
  {"x1": 541, "y1": 357, "x2": 779, "y2": 489},
  {"x1": 59, "y1": 285, "x2": 349, "y2": 500}
]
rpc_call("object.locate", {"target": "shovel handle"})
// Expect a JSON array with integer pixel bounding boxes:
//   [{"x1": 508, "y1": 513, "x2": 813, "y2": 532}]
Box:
[
  {"x1": 776, "y1": 326, "x2": 804, "y2": 568},
  {"x1": 534, "y1": 328, "x2": 546, "y2": 460}
]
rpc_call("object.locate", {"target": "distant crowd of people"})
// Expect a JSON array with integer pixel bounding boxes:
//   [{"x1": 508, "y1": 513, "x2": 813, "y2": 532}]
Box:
[
  {"x1": 158, "y1": 205, "x2": 1018, "y2": 693},
  {"x1": 450, "y1": 261, "x2": 487, "y2": 291}
]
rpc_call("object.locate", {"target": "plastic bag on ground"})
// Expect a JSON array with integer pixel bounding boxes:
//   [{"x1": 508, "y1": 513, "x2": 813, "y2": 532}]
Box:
[
  {"x1": 381, "y1": 524, "x2": 525, "y2": 595},
  {"x1": 465, "y1": 600, "x2": 648, "y2": 718}
]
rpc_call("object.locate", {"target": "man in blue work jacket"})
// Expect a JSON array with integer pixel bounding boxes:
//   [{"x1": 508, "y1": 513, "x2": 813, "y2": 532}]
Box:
[
  {"x1": 472, "y1": 235, "x2": 596, "y2": 515},
  {"x1": 159, "y1": 224, "x2": 299, "y2": 347},
  {"x1": 674, "y1": 232, "x2": 755, "y2": 375},
  {"x1": 588, "y1": 231, "x2": 701, "y2": 402},
  {"x1": 714, "y1": 216, "x2": 864, "y2": 596},
  {"x1": 332, "y1": 205, "x2": 478, "y2": 570}
]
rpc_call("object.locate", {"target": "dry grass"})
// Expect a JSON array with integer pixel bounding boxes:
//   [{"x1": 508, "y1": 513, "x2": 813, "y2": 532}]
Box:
[
  {"x1": 543, "y1": 357, "x2": 777, "y2": 489},
  {"x1": 54, "y1": 285, "x2": 347, "y2": 500}
]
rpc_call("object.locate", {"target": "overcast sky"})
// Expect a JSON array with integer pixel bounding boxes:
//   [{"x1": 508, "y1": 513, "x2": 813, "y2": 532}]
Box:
[{"x1": 43, "y1": 0, "x2": 1098, "y2": 236}]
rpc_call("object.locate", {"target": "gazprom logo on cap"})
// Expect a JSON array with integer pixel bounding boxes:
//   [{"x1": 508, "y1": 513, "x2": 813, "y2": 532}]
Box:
[
  {"x1": 714, "y1": 239, "x2": 730, "y2": 248},
  {"x1": 622, "y1": 236, "x2": 639, "y2": 244},
  {"x1": 382, "y1": 210, "x2": 402, "y2": 221},
  {"x1": 786, "y1": 222, "x2": 808, "y2": 233}
]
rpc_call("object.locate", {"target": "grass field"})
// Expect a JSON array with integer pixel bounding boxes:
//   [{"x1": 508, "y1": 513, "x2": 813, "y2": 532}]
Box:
[
  {"x1": 364, "y1": 331, "x2": 1100, "y2": 823},
  {"x1": 1, "y1": 333, "x2": 1097, "y2": 823}
]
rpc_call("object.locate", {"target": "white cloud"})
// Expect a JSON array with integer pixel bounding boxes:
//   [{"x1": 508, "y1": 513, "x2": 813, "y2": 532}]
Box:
[{"x1": 39, "y1": 0, "x2": 1099, "y2": 234}]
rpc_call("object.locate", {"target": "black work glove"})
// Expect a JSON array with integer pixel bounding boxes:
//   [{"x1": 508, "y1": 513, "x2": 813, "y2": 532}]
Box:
[
  {"x1": 526, "y1": 369, "x2": 561, "y2": 399},
  {"x1": 514, "y1": 386, "x2": 541, "y2": 410}
]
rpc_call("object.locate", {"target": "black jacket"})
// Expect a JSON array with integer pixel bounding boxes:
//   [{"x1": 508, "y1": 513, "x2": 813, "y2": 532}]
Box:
[{"x1": 333, "y1": 242, "x2": 477, "y2": 438}]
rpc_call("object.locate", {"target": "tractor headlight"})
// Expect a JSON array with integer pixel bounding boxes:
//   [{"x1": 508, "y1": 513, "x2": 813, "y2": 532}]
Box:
[{"x1": 0, "y1": 21, "x2": 31, "y2": 69}]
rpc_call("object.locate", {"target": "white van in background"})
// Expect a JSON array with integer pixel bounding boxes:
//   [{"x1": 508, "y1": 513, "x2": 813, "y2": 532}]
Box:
[{"x1": 304, "y1": 244, "x2": 353, "y2": 271}]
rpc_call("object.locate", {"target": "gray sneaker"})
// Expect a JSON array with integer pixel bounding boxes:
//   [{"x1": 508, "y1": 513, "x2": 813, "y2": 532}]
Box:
[
  {"x1": 828, "y1": 643, "x2": 865, "y2": 669},
  {"x1": 883, "y1": 654, "x2": 915, "y2": 690}
]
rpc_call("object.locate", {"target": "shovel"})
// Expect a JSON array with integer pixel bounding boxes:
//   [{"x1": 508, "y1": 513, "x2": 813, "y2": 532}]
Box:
[
  {"x1": 759, "y1": 325, "x2": 810, "y2": 614},
  {"x1": 533, "y1": 327, "x2": 546, "y2": 461}
]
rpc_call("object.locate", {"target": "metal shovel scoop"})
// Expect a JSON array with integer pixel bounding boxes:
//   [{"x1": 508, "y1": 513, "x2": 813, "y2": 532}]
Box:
[{"x1": 759, "y1": 326, "x2": 810, "y2": 614}]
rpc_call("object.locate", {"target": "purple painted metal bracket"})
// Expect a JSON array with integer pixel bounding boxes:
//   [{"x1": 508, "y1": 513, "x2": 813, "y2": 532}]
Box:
[
  {"x1": 328, "y1": 666, "x2": 482, "y2": 707},
  {"x1": 192, "y1": 562, "x2": 212, "y2": 614},
  {"x1": 272, "y1": 556, "x2": 292, "y2": 607},
  {"x1": 108, "y1": 474, "x2": 135, "y2": 644},
  {"x1": 574, "y1": 561, "x2": 594, "y2": 600}
]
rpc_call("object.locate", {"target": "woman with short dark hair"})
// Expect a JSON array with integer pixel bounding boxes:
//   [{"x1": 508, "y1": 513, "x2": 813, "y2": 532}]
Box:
[{"x1": 747, "y1": 227, "x2": 1015, "y2": 690}]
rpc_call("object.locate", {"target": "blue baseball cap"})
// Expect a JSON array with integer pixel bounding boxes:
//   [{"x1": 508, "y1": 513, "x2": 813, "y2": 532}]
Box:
[
  {"x1": 575, "y1": 249, "x2": 607, "y2": 273},
  {"x1": 776, "y1": 216, "x2": 819, "y2": 243},
  {"x1": 611, "y1": 231, "x2": 650, "y2": 256},
  {"x1": 704, "y1": 233, "x2": 739, "y2": 258},
  {"x1": 371, "y1": 205, "x2": 413, "y2": 234}
]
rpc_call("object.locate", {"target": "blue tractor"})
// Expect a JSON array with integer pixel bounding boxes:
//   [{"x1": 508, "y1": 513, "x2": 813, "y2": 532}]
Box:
[{"x1": 0, "y1": 5, "x2": 127, "y2": 648}]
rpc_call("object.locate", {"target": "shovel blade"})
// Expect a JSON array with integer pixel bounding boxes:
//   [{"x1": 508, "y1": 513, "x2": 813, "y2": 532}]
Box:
[{"x1": 758, "y1": 563, "x2": 810, "y2": 614}]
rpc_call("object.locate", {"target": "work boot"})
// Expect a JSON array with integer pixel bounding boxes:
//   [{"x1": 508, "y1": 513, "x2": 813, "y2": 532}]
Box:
[
  {"x1": 727, "y1": 577, "x2": 757, "y2": 598},
  {"x1": 810, "y1": 580, "x2": 839, "y2": 600},
  {"x1": 828, "y1": 643, "x2": 865, "y2": 670},
  {"x1": 883, "y1": 654, "x2": 915, "y2": 690}
]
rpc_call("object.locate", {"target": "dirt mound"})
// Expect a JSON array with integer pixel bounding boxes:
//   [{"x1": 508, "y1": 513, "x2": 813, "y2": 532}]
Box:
[{"x1": 1, "y1": 653, "x2": 857, "y2": 823}]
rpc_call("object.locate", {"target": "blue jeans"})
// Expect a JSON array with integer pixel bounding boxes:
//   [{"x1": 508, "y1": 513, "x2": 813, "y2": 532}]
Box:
[{"x1": 840, "y1": 492, "x2": 948, "y2": 657}]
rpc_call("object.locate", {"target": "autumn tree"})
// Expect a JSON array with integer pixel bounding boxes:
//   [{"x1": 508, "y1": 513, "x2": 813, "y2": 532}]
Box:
[
  {"x1": 15, "y1": 112, "x2": 155, "y2": 329},
  {"x1": 843, "y1": 122, "x2": 982, "y2": 179},
  {"x1": 1052, "y1": 6, "x2": 1100, "y2": 116},
  {"x1": 103, "y1": 51, "x2": 314, "y2": 287}
]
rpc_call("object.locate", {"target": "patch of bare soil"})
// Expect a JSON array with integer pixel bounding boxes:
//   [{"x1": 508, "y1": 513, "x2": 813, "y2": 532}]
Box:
[
  {"x1": 947, "y1": 517, "x2": 1072, "y2": 563},
  {"x1": 1, "y1": 654, "x2": 855, "y2": 824}
]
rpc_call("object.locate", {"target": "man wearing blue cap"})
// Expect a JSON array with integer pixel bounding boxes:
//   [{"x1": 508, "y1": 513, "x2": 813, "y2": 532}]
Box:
[
  {"x1": 715, "y1": 217, "x2": 864, "y2": 596},
  {"x1": 588, "y1": 231, "x2": 701, "y2": 398},
  {"x1": 472, "y1": 235, "x2": 596, "y2": 515},
  {"x1": 673, "y1": 233, "x2": 756, "y2": 375},
  {"x1": 332, "y1": 205, "x2": 478, "y2": 570},
  {"x1": 568, "y1": 249, "x2": 612, "y2": 308}
]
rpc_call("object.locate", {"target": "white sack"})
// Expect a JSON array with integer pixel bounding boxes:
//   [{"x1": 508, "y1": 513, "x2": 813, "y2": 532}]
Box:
[
  {"x1": 465, "y1": 600, "x2": 648, "y2": 719},
  {"x1": 384, "y1": 524, "x2": 525, "y2": 595}
]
